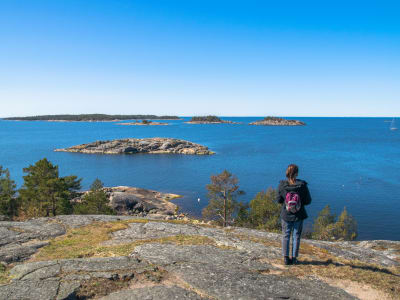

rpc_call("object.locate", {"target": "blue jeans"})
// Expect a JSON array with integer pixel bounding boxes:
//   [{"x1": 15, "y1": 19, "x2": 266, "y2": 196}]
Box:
[{"x1": 281, "y1": 219, "x2": 303, "y2": 258}]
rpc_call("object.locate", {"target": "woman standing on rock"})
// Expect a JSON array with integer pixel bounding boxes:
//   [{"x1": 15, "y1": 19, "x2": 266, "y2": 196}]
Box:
[{"x1": 276, "y1": 164, "x2": 312, "y2": 265}]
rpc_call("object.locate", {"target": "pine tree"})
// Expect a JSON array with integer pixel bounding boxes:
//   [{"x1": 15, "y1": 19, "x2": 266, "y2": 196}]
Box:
[
  {"x1": 312, "y1": 205, "x2": 357, "y2": 241},
  {"x1": 332, "y1": 207, "x2": 357, "y2": 240},
  {"x1": 0, "y1": 166, "x2": 17, "y2": 217},
  {"x1": 19, "y1": 158, "x2": 81, "y2": 217},
  {"x1": 74, "y1": 179, "x2": 114, "y2": 215},
  {"x1": 312, "y1": 205, "x2": 336, "y2": 240},
  {"x1": 202, "y1": 170, "x2": 244, "y2": 227}
]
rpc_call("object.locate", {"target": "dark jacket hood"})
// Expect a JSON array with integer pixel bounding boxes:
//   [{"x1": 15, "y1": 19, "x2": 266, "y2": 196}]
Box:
[{"x1": 280, "y1": 179, "x2": 307, "y2": 192}]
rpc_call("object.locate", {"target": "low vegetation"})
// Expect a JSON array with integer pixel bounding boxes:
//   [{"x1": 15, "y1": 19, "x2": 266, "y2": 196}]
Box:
[
  {"x1": 235, "y1": 188, "x2": 281, "y2": 232},
  {"x1": 311, "y1": 205, "x2": 357, "y2": 241},
  {"x1": 263, "y1": 116, "x2": 287, "y2": 122},
  {"x1": 32, "y1": 220, "x2": 220, "y2": 261},
  {"x1": 3, "y1": 114, "x2": 180, "y2": 121},
  {"x1": 0, "y1": 264, "x2": 10, "y2": 284},
  {"x1": 203, "y1": 170, "x2": 357, "y2": 241}
]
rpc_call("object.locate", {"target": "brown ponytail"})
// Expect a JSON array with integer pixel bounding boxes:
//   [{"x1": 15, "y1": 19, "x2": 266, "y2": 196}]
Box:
[{"x1": 286, "y1": 164, "x2": 299, "y2": 185}]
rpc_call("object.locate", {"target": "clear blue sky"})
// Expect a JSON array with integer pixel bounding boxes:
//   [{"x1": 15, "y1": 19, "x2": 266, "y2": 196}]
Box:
[{"x1": 1, "y1": 0, "x2": 399, "y2": 117}]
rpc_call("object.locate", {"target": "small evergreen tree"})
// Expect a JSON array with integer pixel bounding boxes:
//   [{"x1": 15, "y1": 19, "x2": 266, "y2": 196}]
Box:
[
  {"x1": 312, "y1": 205, "x2": 336, "y2": 240},
  {"x1": 202, "y1": 170, "x2": 244, "y2": 227},
  {"x1": 312, "y1": 205, "x2": 357, "y2": 241},
  {"x1": 234, "y1": 188, "x2": 281, "y2": 232},
  {"x1": 332, "y1": 207, "x2": 358, "y2": 241},
  {"x1": 249, "y1": 188, "x2": 281, "y2": 232},
  {"x1": 19, "y1": 158, "x2": 81, "y2": 217},
  {"x1": 0, "y1": 166, "x2": 17, "y2": 217},
  {"x1": 74, "y1": 179, "x2": 114, "y2": 215}
]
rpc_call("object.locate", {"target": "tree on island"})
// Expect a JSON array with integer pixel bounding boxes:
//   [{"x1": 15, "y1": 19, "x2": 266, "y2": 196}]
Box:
[
  {"x1": 19, "y1": 158, "x2": 81, "y2": 218},
  {"x1": 190, "y1": 116, "x2": 222, "y2": 122},
  {"x1": 73, "y1": 179, "x2": 114, "y2": 215},
  {"x1": 0, "y1": 166, "x2": 17, "y2": 217},
  {"x1": 202, "y1": 170, "x2": 244, "y2": 227}
]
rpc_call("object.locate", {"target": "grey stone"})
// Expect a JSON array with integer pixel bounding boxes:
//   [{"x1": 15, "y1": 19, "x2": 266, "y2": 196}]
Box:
[
  {"x1": 100, "y1": 286, "x2": 207, "y2": 300},
  {"x1": 56, "y1": 280, "x2": 81, "y2": 300},
  {"x1": 10, "y1": 260, "x2": 60, "y2": 280},
  {"x1": 60, "y1": 256, "x2": 145, "y2": 273},
  {"x1": 0, "y1": 279, "x2": 60, "y2": 300},
  {"x1": 167, "y1": 262, "x2": 355, "y2": 300}
]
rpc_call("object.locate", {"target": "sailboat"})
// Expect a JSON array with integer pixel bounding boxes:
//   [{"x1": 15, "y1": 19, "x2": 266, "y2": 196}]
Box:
[{"x1": 390, "y1": 118, "x2": 398, "y2": 131}]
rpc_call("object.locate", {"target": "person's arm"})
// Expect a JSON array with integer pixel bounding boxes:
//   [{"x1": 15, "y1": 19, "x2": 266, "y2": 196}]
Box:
[
  {"x1": 303, "y1": 183, "x2": 312, "y2": 205},
  {"x1": 275, "y1": 182, "x2": 284, "y2": 204}
]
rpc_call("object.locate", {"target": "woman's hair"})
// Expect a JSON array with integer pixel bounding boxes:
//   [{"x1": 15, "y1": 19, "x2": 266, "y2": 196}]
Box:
[{"x1": 286, "y1": 164, "x2": 299, "y2": 185}]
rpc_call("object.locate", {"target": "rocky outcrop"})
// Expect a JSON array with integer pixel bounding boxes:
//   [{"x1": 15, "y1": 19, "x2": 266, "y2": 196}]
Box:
[
  {"x1": 74, "y1": 186, "x2": 181, "y2": 216},
  {"x1": 55, "y1": 138, "x2": 214, "y2": 155},
  {"x1": 0, "y1": 216, "x2": 399, "y2": 300},
  {"x1": 250, "y1": 117, "x2": 306, "y2": 126},
  {"x1": 185, "y1": 120, "x2": 239, "y2": 124},
  {"x1": 185, "y1": 116, "x2": 240, "y2": 124},
  {"x1": 116, "y1": 122, "x2": 169, "y2": 126}
]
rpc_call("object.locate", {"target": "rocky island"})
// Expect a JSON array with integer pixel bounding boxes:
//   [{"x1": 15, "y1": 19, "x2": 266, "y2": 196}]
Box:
[
  {"x1": 116, "y1": 120, "x2": 169, "y2": 126},
  {"x1": 0, "y1": 215, "x2": 399, "y2": 300},
  {"x1": 3, "y1": 114, "x2": 180, "y2": 122},
  {"x1": 250, "y1": 116, "x2": 306, "y2": 126},
  {"x1": 55, "y1": 138, "x2": 214, "y2": 155},
  {"x1": 185, "y1": 116, "x2": 239, "y2": 124},
  {"x1": 74, "y1": 186, "x2": 182, "y2": 217}
]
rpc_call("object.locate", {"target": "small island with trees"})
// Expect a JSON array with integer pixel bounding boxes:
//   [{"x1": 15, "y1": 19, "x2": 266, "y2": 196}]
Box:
[
  {"x1": 116, "y1": 120, "x2": 170, "y2": 126},
  {"x1": 249, "y1": 116, "x2": 306, "y2": 126},
  {"x1": 185, "y1": 115, "x2": 239, "y2": 124},
  {"x1": 3, "y1": 114, "x2": 181, "y2": 122}
]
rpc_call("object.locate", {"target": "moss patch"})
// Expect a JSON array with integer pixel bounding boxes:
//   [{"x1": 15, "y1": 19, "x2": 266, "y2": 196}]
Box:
[
  {"x1": 32, "y1": 221, "x2": 129, "y2": 260},
  {"x1": 0, "y1": 264, "x2": 10, "y2": 284},
  {"x1": 31, "y1": 220, "x2": 223, "y2": 261},
  {"x1": 233, "y1": 234, "x2": 281, "y2": 248}
]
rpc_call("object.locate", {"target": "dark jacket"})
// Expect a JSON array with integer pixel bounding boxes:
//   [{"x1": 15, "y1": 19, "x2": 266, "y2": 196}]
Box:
[{"x1": 275, "y1": 179, "x2": 312, "y2": 222}]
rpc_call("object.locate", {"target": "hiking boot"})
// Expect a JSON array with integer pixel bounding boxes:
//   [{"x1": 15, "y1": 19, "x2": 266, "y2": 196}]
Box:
[
  {"x1": 292, "y1": 257, "x2": 298, "y2": 265},
  {"x1": 284, "y1": 256, "x2": 292, "y2": 265}
]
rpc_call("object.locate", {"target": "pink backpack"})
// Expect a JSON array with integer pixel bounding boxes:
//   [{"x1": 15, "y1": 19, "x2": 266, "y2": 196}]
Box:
[{"x1": 285, "y1": 192, "x2": 301, "y2": 213}]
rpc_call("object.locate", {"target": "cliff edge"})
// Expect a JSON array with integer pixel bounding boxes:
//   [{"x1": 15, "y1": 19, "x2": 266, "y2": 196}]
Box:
[{"x1": 0, "y1": 215, "x2": 399, "y2": 300}]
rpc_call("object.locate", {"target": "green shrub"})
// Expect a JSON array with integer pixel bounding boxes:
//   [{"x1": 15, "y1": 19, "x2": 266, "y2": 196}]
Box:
[
  {"x1": 235, "y1": 188, "x2": 281, "y2": 232},
  {"x1": 312, "y1": 205, "x2": 357, "y2": 241}
]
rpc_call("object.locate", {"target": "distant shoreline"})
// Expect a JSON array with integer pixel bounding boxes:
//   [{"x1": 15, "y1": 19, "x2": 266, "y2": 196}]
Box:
[{"x1": 3, "y1": 114, "x2": 181, "y2": 122}]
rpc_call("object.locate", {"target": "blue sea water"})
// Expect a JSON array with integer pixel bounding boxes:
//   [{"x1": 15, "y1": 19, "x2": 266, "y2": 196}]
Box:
[{"x1": 0, "y1": 117, "x2": 399, "y2": 241}]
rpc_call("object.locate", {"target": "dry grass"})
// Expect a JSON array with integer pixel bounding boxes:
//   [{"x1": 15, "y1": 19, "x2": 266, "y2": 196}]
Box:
[
  {"x1": 76, "y1": 266, "x2": 167, "y2": 299},
  {"x1": 235, "y1": 235, "x2": 400, "y2": 299},
  {"x1": 233, "y1": 234, "x2": 281, "y2": 248},
  {"x1": 31, "y1": 220, "x2": 223, "y2": 261},
  {"x1": 0, "y1": 264, "x2": 10, "y2": 284},
  {"x1": 272, "y1": 243, "x2": 400, "y2": 300}
]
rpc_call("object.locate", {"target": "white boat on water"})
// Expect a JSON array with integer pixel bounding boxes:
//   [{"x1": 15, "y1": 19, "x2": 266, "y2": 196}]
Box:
[{"x1": 390, "y1": 118, "x2": 398, "y2": 130}]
